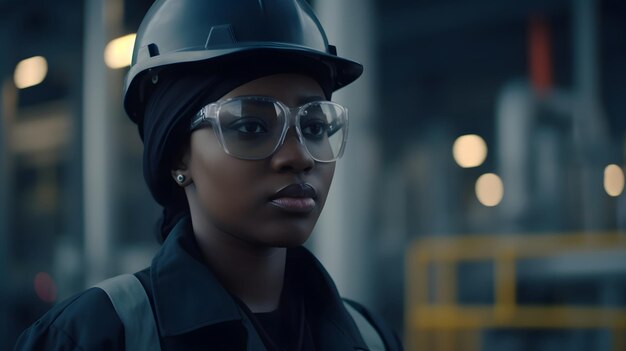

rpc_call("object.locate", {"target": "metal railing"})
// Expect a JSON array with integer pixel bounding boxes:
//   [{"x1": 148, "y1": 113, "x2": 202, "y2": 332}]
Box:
[{"x1": 405, "y1": 232, "x2": 626, "y2": 350}]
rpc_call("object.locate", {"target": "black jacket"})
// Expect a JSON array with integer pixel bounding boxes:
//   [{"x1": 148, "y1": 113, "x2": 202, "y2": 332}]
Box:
[{"x1": 15, "y1": 216, "x2": 402, "y2": 350}]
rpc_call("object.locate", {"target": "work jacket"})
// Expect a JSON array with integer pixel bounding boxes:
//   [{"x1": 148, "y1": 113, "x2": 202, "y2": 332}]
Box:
[{"x1": 15, "y1": 216, "x2": 402, "y2": 350}]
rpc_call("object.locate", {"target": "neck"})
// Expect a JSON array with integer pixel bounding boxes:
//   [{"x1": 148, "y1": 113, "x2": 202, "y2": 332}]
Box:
[{"x1": 189, "y1": 212, "x2": 287, "y2": 313}]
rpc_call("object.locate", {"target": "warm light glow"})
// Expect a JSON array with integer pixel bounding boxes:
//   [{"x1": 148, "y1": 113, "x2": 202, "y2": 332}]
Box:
[
  {"x1": 604, "y1": 164, "x2": 624, "y2": 197},
  {"x1": 14, "y1": 56, "x2": 48, "y2": 89},
  {"x1": 34, "y1": 272, "x2": 57, "y2": 303},
  {"x1": 475, "y1": 173, "x2": 504, "y2": 207},
  {"x1": 453, "y1": 134, "x2": 488, "y2": 168},
  {"x1": 104, "y1": 33, "x2": 136, "y2": 69}
]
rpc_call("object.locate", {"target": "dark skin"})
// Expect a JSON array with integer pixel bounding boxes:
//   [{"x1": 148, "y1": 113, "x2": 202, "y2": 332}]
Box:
[{"x1": 171, "y1": 74, "x2": 336, "y2": 312}]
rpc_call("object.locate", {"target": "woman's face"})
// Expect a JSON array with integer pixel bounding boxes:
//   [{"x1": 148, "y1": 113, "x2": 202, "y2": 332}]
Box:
[{"x1": 181, "y1": 74, "x2": 335, "y2": 248}]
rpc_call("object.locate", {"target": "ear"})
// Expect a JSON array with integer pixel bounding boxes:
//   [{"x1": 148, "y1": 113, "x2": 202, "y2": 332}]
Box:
[{"x1": 171, "y1": 145, "x2": 192, "y2": 187}]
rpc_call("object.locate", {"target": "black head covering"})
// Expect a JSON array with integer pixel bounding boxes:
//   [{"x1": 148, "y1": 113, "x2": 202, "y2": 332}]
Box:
[{"x1": 140, "y1": 57, "x2": 334, "y2": 242}]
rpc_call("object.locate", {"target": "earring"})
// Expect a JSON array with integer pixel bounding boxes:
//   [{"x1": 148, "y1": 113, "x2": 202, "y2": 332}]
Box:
[{"x1": 176, "y1": 174, "x2": 185, "y2": 184}]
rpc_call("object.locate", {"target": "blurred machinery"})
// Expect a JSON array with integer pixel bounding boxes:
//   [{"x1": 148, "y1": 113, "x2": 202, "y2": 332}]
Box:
[
  {"x1": 400, "y1": 0, "x2": 626, "y2": 349},
  {"x1": 406, "y1": 233, "x2": 626, "y2": 351}
]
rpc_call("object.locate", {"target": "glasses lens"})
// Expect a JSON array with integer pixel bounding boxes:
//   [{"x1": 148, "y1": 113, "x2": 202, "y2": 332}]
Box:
[
  {"x1": 217, "y1": 98, "x2": 285, "y2": 159},
  {"x1": 299, "y1": 102, "x2": 347, "y2": 162}
]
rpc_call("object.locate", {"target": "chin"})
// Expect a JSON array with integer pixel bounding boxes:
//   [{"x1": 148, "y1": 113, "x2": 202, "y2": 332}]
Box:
[{"x1": 256, "y1": 225, "x2": 313, "y2": 248}]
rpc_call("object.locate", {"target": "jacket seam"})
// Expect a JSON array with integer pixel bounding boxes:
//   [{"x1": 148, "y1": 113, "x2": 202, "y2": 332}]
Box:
[
  {"x1": 43, "y1": 293, "x2": 86, "y2": 327},
  {"x1": 49, "y1": 323, "x2": 86, "y2": 351}
]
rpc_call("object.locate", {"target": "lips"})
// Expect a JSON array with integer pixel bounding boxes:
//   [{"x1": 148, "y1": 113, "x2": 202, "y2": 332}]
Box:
[{"x1": 269, "y1": 183, "x2": 318, "y2": 213}]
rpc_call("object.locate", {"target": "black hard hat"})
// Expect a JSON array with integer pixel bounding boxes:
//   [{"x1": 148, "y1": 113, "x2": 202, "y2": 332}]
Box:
[{"x1": 123, "y1": 0, "x2": 364, "y2": 122}]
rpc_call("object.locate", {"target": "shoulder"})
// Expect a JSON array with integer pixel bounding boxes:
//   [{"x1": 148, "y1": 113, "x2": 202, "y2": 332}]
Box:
[
  {"x1": 343, "y1": 299, "x2": 404, "y2": 351},
  {"x1": 14, "y1": 286, "x2": 125, "y2": 351}
]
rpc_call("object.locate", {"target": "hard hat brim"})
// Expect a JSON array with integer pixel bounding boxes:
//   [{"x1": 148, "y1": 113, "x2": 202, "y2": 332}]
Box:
[{"x1": 123, "y1": 43, "x2": 364, "y2": 122}]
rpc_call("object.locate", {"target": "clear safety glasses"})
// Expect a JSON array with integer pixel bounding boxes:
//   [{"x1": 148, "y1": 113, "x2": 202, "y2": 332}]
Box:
[{"x1": 190, "y1": 96, "x2": 349, "y2": 163}]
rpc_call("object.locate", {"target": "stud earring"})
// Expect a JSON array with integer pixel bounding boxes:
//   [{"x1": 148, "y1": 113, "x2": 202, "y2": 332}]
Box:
[{"x1": 176, "y1": 174, "x2": 185, "y2": 184}]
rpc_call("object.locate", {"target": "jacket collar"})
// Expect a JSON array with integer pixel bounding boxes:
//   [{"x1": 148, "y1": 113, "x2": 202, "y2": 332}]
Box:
[
  {"x1": 287, "y1": 248, "x2": 369, "y2": 350},
  {"x1": 150, "y1": 216, "x2": 243, "y2": 336},
  {"x1": 150, "y1": 215, "x2": 368, "y2": 349}
]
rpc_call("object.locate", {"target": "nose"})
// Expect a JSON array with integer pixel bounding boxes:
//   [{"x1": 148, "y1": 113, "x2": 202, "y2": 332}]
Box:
[{"x1": 270, "y1": 129, "x2": 314, "y2": 173}]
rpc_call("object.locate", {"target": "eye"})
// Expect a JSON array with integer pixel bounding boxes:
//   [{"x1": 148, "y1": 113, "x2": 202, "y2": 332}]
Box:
[
  {"x1": 229, "y1": 118, "x2": 269, "y2": 135},
  {"x1": 302, "y1": 120, "x2": 328, "y2": 139}
]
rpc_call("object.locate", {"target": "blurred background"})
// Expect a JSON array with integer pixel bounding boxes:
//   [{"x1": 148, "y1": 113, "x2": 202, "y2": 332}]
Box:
[{"x1": 1, "y1": 0, "x2": 625, "y2": 350}]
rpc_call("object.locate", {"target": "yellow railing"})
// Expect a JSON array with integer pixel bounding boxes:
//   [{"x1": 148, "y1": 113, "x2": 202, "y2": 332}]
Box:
[{"x1": 405, "y1": 232, "x2": 626, "y2": 351}]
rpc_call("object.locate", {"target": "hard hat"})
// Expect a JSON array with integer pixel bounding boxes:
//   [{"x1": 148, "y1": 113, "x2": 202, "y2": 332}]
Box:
[{"x1": 123, "y1": 0, "x2": 364, "y2": 122}]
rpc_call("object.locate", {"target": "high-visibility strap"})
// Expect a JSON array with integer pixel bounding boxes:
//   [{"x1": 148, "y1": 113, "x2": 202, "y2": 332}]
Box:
[
  {"x1": 343, "y1": 301, "x2": 386, "y2": 351},
  {"x1": 95, "y1": 274, "x2": 161, "y2": 351}
]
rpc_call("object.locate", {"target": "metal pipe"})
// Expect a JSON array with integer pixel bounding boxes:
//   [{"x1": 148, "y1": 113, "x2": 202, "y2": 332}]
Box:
[
  {"x1": 0, "y1": 79, "x2": 17, "y2": 350},
  {"x1": 83, "y1": 0, "x2": 111, "y2": 285},
  {"x1": 572, "y1": 0, "x2": 610, "y2": 230},
  {"x1": 311, "y1": 0, "x2": 377, "y2": 306},
  {"x1": 496, "y1": 81, "x2": 534, "y2": 228}
]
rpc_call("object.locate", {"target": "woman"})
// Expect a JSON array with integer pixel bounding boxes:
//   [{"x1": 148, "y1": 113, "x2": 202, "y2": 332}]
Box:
[{"x1": 15, "y1": 0, "x2": 402, "y2": 350}]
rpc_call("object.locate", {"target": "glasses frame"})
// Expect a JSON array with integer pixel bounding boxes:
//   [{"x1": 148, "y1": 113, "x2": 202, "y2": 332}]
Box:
[{"x1": 190, "y1": 95, "x2": 349, "y2": 163}]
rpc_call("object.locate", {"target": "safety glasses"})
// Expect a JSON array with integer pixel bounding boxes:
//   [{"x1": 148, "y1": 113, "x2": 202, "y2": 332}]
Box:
[{"x1": 190, "y1": 96, "x2": 348, "y2": 163}]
